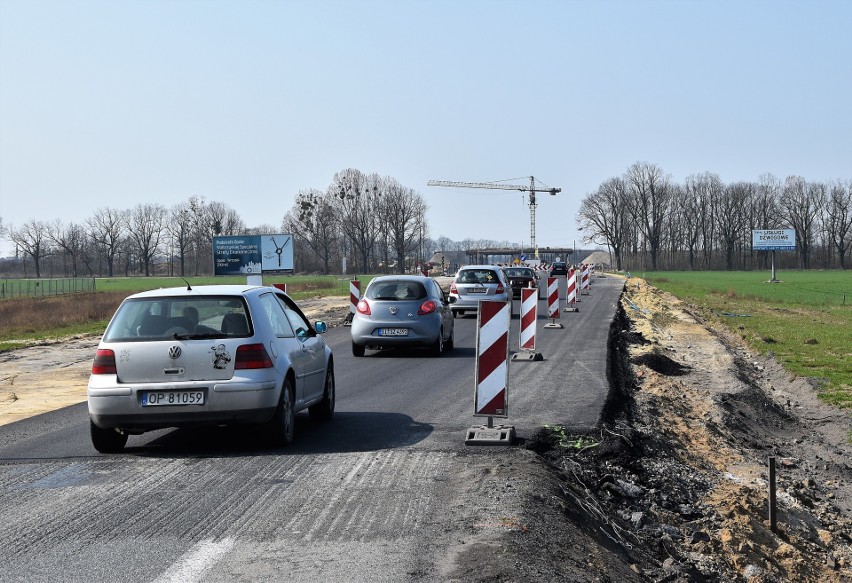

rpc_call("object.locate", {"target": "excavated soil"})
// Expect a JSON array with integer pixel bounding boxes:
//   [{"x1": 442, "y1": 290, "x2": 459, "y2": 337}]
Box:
[{"x1": 523, "y1": 277, "x2": 852, "y2": 582}]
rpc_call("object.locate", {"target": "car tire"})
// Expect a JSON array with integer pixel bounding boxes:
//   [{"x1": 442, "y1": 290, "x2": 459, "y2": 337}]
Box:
[
  {"x1": 309, "y1": 365, "x2": 335, "y2": 422},
  {"x1": 270, "y1": 377, "x2": 296, "y2": 446},
  {"x1": 352, "y1": 342, "x2": 365, "y2": 357},
  {"x1": 90, "y1": 421, "x2": 128, "y2": 454},
  {"x1": 430, "y1": 328, "x2": 444, "y2": 357},
  {"x1": 445, "y1": 326, "x2": 454, "y2": 351}
]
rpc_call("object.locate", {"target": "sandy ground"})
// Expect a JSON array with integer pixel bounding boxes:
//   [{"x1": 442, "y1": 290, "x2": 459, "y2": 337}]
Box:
[{"x1": 0, "y1": 296, "x2": 351, "y2": 426}]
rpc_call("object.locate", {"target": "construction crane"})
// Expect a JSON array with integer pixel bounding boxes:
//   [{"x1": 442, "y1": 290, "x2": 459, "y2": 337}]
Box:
[{"x1": 427, "y1": 176, "x2": 561, "y2": 258}]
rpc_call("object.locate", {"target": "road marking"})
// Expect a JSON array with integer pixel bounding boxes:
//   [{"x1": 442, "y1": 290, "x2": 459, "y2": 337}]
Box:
[{"x1": 151, "y1": 537, "x2": 235, "y2": 583}]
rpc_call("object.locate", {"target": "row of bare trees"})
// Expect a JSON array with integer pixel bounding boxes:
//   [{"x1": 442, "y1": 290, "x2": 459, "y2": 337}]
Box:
[
  {"x1": 1, "y1": 196, "x2": 252, "y2": 278},
  {"x1": 284, "y1": 169, "x2": 430, "y2": 274},
  {"x1": 577, "y1": 162, "x2": 852, "y2": 271},
  {"x1": 1, "y1": 169, "x2": 447, "y2": 278}
]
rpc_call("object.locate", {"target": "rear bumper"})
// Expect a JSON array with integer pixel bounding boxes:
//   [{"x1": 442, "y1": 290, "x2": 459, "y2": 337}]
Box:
[{"x1": 88, "y1": 379, "x2": 280, "y2": 432}]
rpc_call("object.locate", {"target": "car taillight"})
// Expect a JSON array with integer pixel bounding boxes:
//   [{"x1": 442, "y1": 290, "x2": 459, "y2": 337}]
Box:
[
  {"x1": 235, "y1": 343, "x2": 273, "y2": 369},
  {"x1": 357, "y1": 299, "x2": 371, "y2": 315},
  {"x1": 450, "y1": 283, "x2": 457, "y2": 294},
  {"x1": 496, "y1": 283, "x2": 504, "y2": 294},
  {"x1": 418, "y1": 300, "x2": 437, "y2": 315},
  {"x1": 91, "y1": 349, "x2": 117, "y2": 375}
]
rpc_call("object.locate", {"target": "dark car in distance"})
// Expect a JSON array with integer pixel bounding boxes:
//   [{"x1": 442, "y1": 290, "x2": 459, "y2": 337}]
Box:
[
  {"x1": 550, "y1": 261, "x2": 569, "y2": 276},
  {"x1": 503, "y1": 266, "x2": 538, "y2": 299}
]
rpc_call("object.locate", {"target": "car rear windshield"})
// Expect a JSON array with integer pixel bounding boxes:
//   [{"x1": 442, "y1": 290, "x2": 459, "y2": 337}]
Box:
[
  {"x1": 457, "y1": 269, "x2": 500, "y2": 284},
  {"x1": 366, "y1": 281, "x2": 427, "y2": 301},
  {"x1": 505, "y1": 268, "x2": 533, "y2": 277},
  {"x1": 103, "y1": 296, "x2": 251, "y2": 342}
]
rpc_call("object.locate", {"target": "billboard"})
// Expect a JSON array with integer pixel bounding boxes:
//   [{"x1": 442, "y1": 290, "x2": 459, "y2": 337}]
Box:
[
  {"x1": 752, "y1": 229, "x2": 796, "y2": 252},
  {"x1": 213, "y1": 234, "x2": 294, "y2": 275}
]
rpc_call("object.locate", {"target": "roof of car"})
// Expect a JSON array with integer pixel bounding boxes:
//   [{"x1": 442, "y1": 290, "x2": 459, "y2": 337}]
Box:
[
  {"x1": 458, "y1": 265, "x2": 503, "y2": 270},
  {"x1": 368, "y1": 274, "x2": 432, "y2": 283},
  {"x1": 125, "y1": 284, "x2": 272, "y2": 299}
]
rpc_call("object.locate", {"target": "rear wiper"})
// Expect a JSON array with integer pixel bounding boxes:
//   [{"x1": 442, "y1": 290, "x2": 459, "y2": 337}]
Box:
[
  {"x1": 174, "y1": 332, "x2": 227, "y2": 340},
  {"x1": 374, "y1": 296, "x2": 398, "y2": 300}
]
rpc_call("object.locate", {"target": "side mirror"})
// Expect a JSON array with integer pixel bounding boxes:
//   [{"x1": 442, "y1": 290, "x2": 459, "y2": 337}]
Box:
[{"x1": 314, "y1": 321, "x2": 328, "y2": 334}]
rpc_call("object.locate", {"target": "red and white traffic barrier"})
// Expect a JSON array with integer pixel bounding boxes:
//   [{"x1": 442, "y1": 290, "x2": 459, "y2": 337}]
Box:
[
  {"x1": 513, "y1": 286, "x2": 544, "y2": 361},
  {"x1": 473, "y1": 300, "x2": 511, "y2": 417},
  {"x1": 581, "y1": 263, "x2": 590, "y2": 295},
  {"x1": 272, "y1": 283, "x2": 287, "y2": 293},
  {"x1": 466, "y1": 299, "x2": 515, "y2": 444},
  {"x1": 544, "y1": 276, "x2": 563, "y2": 328},
  {"x1": 564, "y1": 267, "x2": 579, "y2": 312},
  {"x1": 520, "y1": 286, "x2": 537, "y2": 351},
  {"x1": 345, "y1": 279, "x2": 361, "y2": 326}
]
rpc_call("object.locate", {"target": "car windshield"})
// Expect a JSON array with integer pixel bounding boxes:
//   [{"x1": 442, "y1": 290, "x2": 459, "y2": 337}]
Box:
[
  {"x1": 103, "y1": 296, "x2": 251, "y2": 342},
  {"x1": 457, "y1": 269, "x2": 500, "y2": 284},
  {"x1": 366, "y1": 281, "x2": 427, "y2": 301}
]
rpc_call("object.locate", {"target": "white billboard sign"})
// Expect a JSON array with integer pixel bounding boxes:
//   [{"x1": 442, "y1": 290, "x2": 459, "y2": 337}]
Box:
[{"x1": 752, "y1": 229, "x2": 796, "y2": 252}]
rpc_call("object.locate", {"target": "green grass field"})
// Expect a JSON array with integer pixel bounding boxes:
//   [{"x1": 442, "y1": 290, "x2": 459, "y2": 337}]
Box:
[{"x1": 641, "y1": 270, "x2": 852, "y2": 408}]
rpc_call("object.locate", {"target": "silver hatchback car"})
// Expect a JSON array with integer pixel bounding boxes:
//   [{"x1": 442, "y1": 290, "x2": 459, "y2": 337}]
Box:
[
  {"x1": 448, "y1": 265, "x2": 511, "y2": 317},
  {"x1": 350, "y1": 275, "x2": 454, "y2": 356},
  {"x1": 87, "y1": 284, "x2": 334, "y2": 453}
]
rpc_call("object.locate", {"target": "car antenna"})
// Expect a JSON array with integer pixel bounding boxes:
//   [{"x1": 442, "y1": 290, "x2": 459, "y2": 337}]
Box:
[{"x1": 180, "y1": 277, "x2": 192, "y2": 291}]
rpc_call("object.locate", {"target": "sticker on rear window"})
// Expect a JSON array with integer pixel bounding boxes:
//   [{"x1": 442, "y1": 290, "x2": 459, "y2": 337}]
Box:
[{"x1": 210, "y1": 344, "x2": 231, "y2": 369}]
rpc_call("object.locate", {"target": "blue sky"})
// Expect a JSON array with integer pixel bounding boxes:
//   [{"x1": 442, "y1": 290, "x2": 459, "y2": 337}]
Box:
[{"x1": 1, "y1": 0, "x2": 851, "y2": 257}]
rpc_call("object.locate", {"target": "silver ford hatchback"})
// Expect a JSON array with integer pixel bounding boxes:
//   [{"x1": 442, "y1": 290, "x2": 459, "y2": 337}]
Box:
[{"x1": 350, "y1": 275, "x2": 454, "y2": 357}]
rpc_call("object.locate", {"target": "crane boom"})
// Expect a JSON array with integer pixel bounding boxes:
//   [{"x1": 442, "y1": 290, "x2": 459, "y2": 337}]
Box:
[
  {"x1": 426, "y1": 180, "x2": 561, "y2": 196},
  {"x1": 427, "y1": 176, "x2": 561, "y2": 258}
]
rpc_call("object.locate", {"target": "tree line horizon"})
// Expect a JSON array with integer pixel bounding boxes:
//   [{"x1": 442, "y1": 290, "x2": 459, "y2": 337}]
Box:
[
  {"x1": 577, "y1": 162, "x2": 851, "y2": 271},
  {"x1": 2, "y1": 164, "x2": 849, "y2": 278},
  {"x1": 0, "y1": 168, "x2": 530, "y2": 278}
]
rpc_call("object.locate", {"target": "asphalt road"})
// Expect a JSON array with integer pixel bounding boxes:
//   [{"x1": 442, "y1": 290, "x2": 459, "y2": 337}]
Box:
[{"x1": 0, "y1": 276, "x2": 624, "y2": 582}]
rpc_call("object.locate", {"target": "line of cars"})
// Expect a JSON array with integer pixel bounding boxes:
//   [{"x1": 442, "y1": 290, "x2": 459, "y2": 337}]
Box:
[{"x1": 85, "y1": 265, "x2": 551, "y2": 453}]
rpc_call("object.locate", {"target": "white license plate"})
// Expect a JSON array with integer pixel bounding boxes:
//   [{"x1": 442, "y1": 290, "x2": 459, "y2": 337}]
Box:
[
  {"x1": 379, "y1": 328, "x2": 409, "y2": 336},
  {"x1": 468, "y1": 287, "x2": 487, "y2": 294},
  {"x1": 141, "y1": 390, "x2": 206, "y2": 406}
]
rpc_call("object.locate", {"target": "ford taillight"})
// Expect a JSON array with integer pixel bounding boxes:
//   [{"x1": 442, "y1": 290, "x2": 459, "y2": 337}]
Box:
[
  {"x1": 235, "y1": 343, "x2": 273, "y2": 369},
  {"x1": 357, "y1": 299, "x2": 371, "y2": 315},
  {"x1": 91, "y1": 349, "x2": 117, "y2": 375},
  {"x1": 418, "y1": 300, "x2": 437, "y2": 315}
]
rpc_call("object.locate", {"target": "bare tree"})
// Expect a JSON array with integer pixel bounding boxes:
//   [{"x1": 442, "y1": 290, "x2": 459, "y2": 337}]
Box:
[
  {"x1": 8, "y1": 220, "x2": 51, "y2": 277},
  {"x1": 167, "y1": 202, "x2": 193, "y2": 277},
  {"x1": 826, "y1": 179, "x2": 852, "y2": 269},
  {"x1": 87, "y1": 207, "x2": 127, "y2": 277},
  {"x1": 48, "y1": 219, "x2": 87, "y2": 277},
  {"x1": 126, "y1": 203, "x2": 167, "y2": 276},
  {"x1": 577, "y1": 177, "x2": 630, "y2": 270},
  {"x1": 625, "y1": 162, "x2": 673, "y2": 271},
  {"x1": 330, "y1": 169, "x2": 382, "y2": 273},
  {"x1": 717, "y1": 182, "x2": 752, "y2": 270},
  {"x1": 384, "y1": 180, "x2": 427, "y2": 274},
  {"x1": 780, "y1": 176, "x2": 825, "y2": 269},
  {"x1": 283, "y1": 188, "x2": 340, "y2": 273}
]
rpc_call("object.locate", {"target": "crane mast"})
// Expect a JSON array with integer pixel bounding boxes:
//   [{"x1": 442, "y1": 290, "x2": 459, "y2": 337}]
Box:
[{"x1": 427, "y1": 176, "x2": 561, "y2": 257}]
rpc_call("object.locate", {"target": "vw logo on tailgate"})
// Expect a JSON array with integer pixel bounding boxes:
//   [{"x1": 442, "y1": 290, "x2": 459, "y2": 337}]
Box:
[{"x1": 168, "y1": 345, "x2": 182, "y2": 359}]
